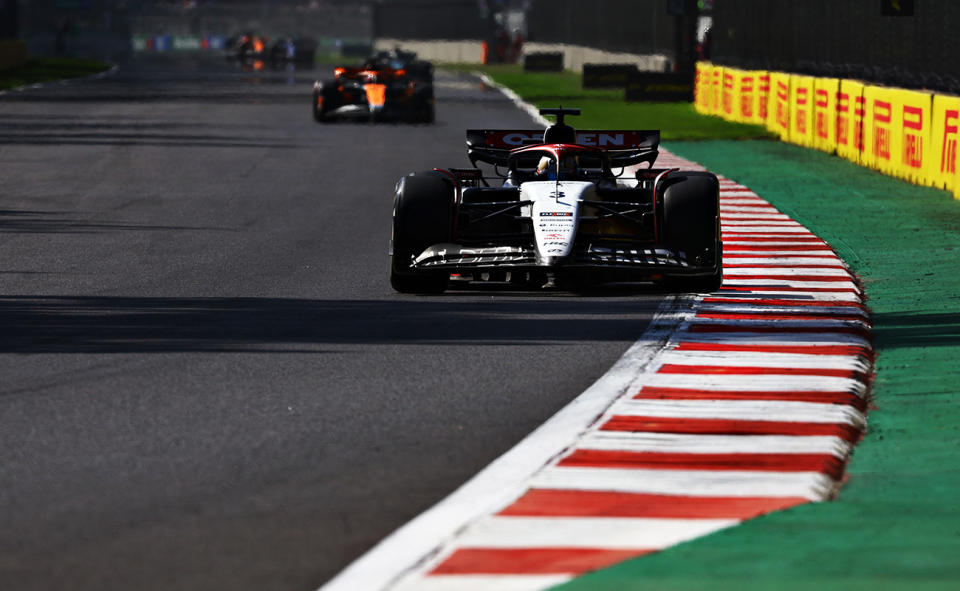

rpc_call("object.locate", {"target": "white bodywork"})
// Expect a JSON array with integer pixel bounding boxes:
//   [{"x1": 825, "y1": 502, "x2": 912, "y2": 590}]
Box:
[{"x1": 522, "y1": 180, "x2": 595, "y2": 264}]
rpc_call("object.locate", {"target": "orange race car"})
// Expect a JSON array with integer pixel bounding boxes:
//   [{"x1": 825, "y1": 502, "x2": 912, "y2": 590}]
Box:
[{"x1": 312, "y1": 50, "x2": 434, "y2": 123}]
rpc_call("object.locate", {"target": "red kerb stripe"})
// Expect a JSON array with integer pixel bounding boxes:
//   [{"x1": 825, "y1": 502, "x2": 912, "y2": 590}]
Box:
[
  {"x1": 723, "y1": 232, "x2": 823, "y2": 242},
  {"x1": 601, "y1": 416, "x2": 862, "y2": 442},
  {"x1": 723, "y1": 274, "x2": 853, "y2": 282},
  {"x1": 715, "y1": 285, "x2": 860, "y2": 293},
  {"x1": 674, "y1": 341, "x2": 870, "y2": 355},
  {"x1": 429, "y1": 548, "x2": 652, "y2": 575},
  {"x1": 722, "y1": 217, "x2": 793, "y2": 222},
  {"x1": 558, "y1": 449, "x2": 847, "y2": 479},
  {"x1": 721, "y1": 236, "x2": 825, "y2": 242},
  {"x1": 688, "y1": 323, "x2": 870, "y2": 336},
  {"x1": 696, "y1": 311, "x2": 862, "y2": 321},
  {"x1": 702, "y1": 297, "x2": 864, "y2": 308},
  {"x1": 657, "y1": 364, "x2": 863, "y2": 379},
  {"x1": 722, "y1": 264, "x2": 844, "y2": 269},
  {"x1": 633, "y1": 385, "x2": 867, "y2": 411},
  {"x1": 724, "y1": 245, "x2": 834, "y2": 252},
  {"x1": 723, "y1": 254, "x2": 837, "y2": 259},
  {"x1": 498, "y1": 489, "x2": 808, "y2": 519}
]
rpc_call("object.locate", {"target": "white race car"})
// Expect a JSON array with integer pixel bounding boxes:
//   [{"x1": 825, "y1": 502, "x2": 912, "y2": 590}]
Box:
[{"x1": 389, "y1": 107, "x2": 721, "y2": 293}]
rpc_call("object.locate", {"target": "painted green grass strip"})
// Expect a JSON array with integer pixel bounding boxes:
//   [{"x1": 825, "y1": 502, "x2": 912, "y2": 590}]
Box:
[
  {"x1": 444, "y1": 64, "x2": 772, "y2": 141},
  {"x1": 553, "y1": 140, "x2": 960, "y2": 591},
  {"x1": 0, "y1": 57, "x2": 112, "y2": 91}
]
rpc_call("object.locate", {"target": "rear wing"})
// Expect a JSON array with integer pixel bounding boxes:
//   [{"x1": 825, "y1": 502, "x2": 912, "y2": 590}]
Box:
[
  {"x1": 334, "y1": 66, "x2": 409, "y2": 80},
  {"x1": 466, "y1": 129, "x2": 660, "y2": 168}
]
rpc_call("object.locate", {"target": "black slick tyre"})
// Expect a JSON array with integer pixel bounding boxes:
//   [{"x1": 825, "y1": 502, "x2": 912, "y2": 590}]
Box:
[
  {"x1": 312, "y1": 90, "x2": 325, "y2": 122},
  {"x1": 410, "y1": 85, "x2": 434, "y2": 123},
  {"x1": 312, "y1": 81, "x2": 335, "y2": 123},
  {"x1": 660, "y1": 171, "x2": 723, "y2": 292},
  {"x1": 390, "y1": 172, "x2": 453, "y2": 294}
]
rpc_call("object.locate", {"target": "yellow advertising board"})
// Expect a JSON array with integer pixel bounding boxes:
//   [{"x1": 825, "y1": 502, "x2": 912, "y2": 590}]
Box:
[
  {"x1": 692, "y1": 64, "x2": 958, "y2": 198},
  {"x1": 694, "y1": 62, "x2": 712, "y2": 114},
  {"x1": 733, "y1": 70, "x2": 757, "y2": 123},
  {"x1": 836, "y1": 80, "x2": 865, "y2": 165},
  {"x1": 721, "y1": 68, "x2": 737, "y2": 121},
  {"x1": 755, "y1": 71, "x2": 771, "y2": 126},
  {"x1": 789, "y1": 75, "x2": 815, "y2": 147},
  {"x1": 710, "y1": 66, "x2": 724, "y2": 117},
  {"x1": 813, "y1": 78, "x2": 839, "y2": 154},
  {"x1": 768, "y1": 72, "x2": 791, "y2": 140},
  {"x1": 863, "y1": 85, "x2": 898, "y2": 174},
  {"x1": 929, "y1": 94, "x2": 960, "y2": 192},
  {"x1": 733, "y1": 70, "x2": 770, "y2": 125},
  {"x1": 895, "y1": 89, "x2": 932, "y2": 185}
]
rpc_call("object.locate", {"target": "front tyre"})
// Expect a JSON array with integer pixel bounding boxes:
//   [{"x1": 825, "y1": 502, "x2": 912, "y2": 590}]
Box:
[
  {"x1": 660, "y1": 171, "x2": 723, "y2": 293},
  {"x1": 389, "y1": 172, "x2": 453, "y2": 294}
]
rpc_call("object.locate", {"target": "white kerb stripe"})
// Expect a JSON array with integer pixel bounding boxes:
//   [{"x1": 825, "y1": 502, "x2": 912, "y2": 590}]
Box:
[
  {"x1": 722, "y1": 213, "x2": 794, "y2": 220},
  {"x1": 454, "y1": 516, "x2": 739, "y2": 550},
  {"x1": 722, "y1": 228, "x2": 814, "y2": 234},
  {"x1": 579, "y1": 431, "x2": 853, "y2": 456},
  {"x1": 610, "y1": 399, "x2": 866, "y2": 426},
  {"x1": 722, "y1": 267, "x2": 851, "y2": 276},
  {"x1": 393, "y1": 575, "x2": 572, "y2": 591},
  {"x1": 673, "y1": 331, "x2": 871, "y2": 346},
  {"x1": 721, "y1": 211, "x2": 783, "y2": 216},
  {"x1": 709, "y1": 291, "x2": 861, "y2": 301},
  {"x1": 694, "y1": 309, "x2": 867, "y2": 320},
  {"x1": 718, "y1": 257, "x2": 841, "y2": 265},
  {"x1": 530, "y1": 466, "x2": 837, "y2": 500},
  {"x1": 643, "y1": 377, "x2": 866, "y2": 398},
  {"x1": 687, "y1": 318, "x2": 867, "y2": 329},
  {"x1": 660, "y1": 351, "x2": 870, "y2": 370}
]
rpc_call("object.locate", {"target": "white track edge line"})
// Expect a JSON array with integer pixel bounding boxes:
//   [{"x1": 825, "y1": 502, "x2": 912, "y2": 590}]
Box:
[{"x1": 472, "y1": 71, "x2": 552, "y2": 127}]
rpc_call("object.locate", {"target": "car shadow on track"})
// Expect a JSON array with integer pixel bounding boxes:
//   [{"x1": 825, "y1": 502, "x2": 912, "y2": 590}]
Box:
[
  {"x1": 0, "y1": 208, "x2": 234, "y2": 234},
  {"x1": 0, "y1": 295, "x2": 662, "y2": 354}
]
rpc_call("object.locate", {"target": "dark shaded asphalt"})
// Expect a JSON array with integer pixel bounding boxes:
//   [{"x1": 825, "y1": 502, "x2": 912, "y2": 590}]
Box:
[{"x1": 0, "y1": 55, "x2": 665, "y2": 591}]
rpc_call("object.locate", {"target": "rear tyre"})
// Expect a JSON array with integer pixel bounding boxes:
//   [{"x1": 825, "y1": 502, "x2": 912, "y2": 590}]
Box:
[
  {"x1": 312, "y1": 90, "x2": 325, "y2": 122},
  {"x1": 390, "y1": 172, "x2": 453, "y2": 294},
  {"x1": 660, "y1": 172, "x2": 723, "y2": 293},
  {"x1": 422, "y1": 102, "x2": 435, "y2": 124},
  {"x1": 312, "y1": 81, "x2": 335, "y2": 123}
]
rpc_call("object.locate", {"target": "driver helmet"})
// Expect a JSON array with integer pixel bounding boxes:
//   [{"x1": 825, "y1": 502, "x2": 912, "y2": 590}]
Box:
[{"x1": 560, "y1": 155, "x2": 579, "y2": 179}]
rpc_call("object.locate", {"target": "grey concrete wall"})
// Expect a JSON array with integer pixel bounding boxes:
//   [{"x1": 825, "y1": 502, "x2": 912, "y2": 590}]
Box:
[
  {"x1": 523, "y1": 42, "x2": 671, "y2": 73},
  {"x1": 374, "y1": 38, "x2": 484, "y2": 64},
  {"x1": 375, "y1": 38, "x2": 670, "y2": 71}
]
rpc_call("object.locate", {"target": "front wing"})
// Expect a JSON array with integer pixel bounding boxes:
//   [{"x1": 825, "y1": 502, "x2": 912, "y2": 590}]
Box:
[{"x1": 409, "y1": 243, "x2": 718, "y2": 277}]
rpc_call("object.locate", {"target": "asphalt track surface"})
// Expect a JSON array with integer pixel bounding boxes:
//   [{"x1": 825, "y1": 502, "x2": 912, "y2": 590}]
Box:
[{"x1": 0, "y1": 55, "x2": 666, "y2": 591}]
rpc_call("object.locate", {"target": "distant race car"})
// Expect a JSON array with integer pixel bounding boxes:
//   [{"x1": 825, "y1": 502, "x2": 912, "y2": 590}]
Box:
[
  {"x1": 311, "y1": 50, "x2": 434, "y2": 123},
  {"x1": 389, "y1": 107, "x2": 722, "y2": 293},
  {"x1": 268, "y1": 36, "x2": 317, "y2": 64},
  {"x1": 226, "y1": 32, "x2": 267, "y2": 61}
]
